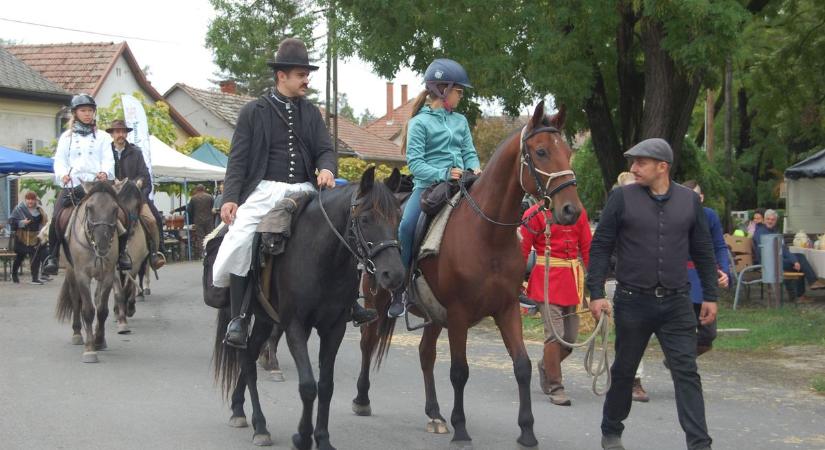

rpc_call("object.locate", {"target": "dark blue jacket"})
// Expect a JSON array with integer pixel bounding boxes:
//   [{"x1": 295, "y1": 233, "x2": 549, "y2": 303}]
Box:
[
  {"x1": 752, "y1": 222, "x2": 797, "y2": 267},
  {"x1": 688, "y1": 207, "x2": 731, "y2": 304}
]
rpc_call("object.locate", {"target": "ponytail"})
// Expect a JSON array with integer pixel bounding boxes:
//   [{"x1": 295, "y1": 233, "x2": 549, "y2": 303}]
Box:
[{"x1": 400, "y1": 89, "x2": 433, "y2": 154}]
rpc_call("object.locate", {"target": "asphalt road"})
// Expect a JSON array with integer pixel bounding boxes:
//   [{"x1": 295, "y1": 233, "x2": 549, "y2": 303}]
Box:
[{"x1": 1, "y1": 262, "x2": 823, "y2": 450}]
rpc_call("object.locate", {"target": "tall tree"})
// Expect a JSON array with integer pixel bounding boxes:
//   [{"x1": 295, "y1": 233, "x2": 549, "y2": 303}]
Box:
[
  {"x1": 336, "y1": 0, "x2": 749, "y2": 192},
  {"x1": 205, "y1": 0, "x2": 317, "y2": 96}
]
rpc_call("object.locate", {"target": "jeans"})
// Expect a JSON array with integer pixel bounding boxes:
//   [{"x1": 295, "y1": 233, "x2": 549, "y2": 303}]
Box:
[
  {"x1": 785, "y1": 254, "x2": 818, "y2": 296},
  {"x1": 399, "y1": 187, "x2": 424, "y2": 269},
  {"x1": 601, "y1": 286, "x2": 712, "y2": 450}
]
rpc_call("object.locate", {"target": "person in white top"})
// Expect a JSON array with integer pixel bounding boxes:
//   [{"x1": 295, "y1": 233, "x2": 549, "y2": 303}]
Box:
[{"x1": 42, "y1": 94, "x2": 129, "y2": 274}]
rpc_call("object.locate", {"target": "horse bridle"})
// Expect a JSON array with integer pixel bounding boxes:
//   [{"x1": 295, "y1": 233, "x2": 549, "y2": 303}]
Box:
[
  {"x1": 459, "y1": 125, "x2": 578, "y2": 227},
  {"x1": 318, "y1": 189, "x2": 401, "y2": 275}
]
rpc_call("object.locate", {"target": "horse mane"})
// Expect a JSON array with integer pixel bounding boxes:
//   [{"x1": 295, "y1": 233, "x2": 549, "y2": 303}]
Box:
[
  {"x1": 117, "y1": 180, "x2": 144, "y2": 212},
  {"x1": 85, "y1": 181, "x2": 119, "y2": 199},
  {"x1": 354, "y1": 179, "x2": 401, "y2": 224}
]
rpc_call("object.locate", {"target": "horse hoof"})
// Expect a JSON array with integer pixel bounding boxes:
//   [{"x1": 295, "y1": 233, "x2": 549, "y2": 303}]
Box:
[
  {"x1": 82, "y1": 352, "x2": 98, "y2": 363},
  {"x1": 291, "y1": 433, "x2": 312, "y2": 450},
  {"x1": 126, "y1": 305, "x2": 136, "y2": 318},
  {"x1": 351, "y1": 401, "x2": 371, "y2": 416},
  {"x1": 228, "y1": 416, "x2": 248, "y2": 428},
  {"x1": 517, "y1": 433, "x2": 538, "y2": 449},
  {"x1": 449, "y1": 440, "x2": 473, "y2": 450},
  {"x1": 71, "y1": 335, "x2": 83, "y2": 345},
  {"x1": 253, "y1": 433, "x2": 273, "y2": 446},
  {"x1": 95, "y1": 340, "x2": 107, "y2": 351},
  {"x1": 144, "y1": 289, "x2": 151, "y2": 296},
  {"x1": 136, "y1": 295, "x2": 145, "y2": 303},
  {"x1": 426, "y1": 418, "x2": 449, "y2": 434},
  {"x1": 117, "y1": 324, "x2": 131, "y2": 334},
  {"x1": 269, "y1": 369, "x2": 285, "y2": 382}
]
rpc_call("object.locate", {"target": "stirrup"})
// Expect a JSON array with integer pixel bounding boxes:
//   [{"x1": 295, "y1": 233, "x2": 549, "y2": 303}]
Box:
[{"x1": 403, "y1": 296, "x2": 432, "y2": 331}]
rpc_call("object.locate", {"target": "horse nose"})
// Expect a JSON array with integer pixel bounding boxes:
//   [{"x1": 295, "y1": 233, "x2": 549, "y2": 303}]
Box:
[
  {"x1": 378, "y1": 267, "x2": 404, "y2": 291},
  {"x1": 561, "y1": 202, "x2": 580, "y2": 225}
]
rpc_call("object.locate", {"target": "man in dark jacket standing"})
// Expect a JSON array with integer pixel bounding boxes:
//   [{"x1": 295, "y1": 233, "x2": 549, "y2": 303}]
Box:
[
  {"x1": 586, "y1": 138, "x2": 718, "y2": 450},
  {"x1": 213, "y1": 38, "x2": 376, "y2": 348},
  {"x1": 186, "y1": 185, "x2": 214, "y2": 259},
  {"x1": 107, "y1": 120, "x2": 165, "y2": 270}
]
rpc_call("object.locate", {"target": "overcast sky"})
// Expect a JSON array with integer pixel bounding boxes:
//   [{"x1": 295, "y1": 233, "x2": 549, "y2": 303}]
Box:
[{"x1": 0, "y1": 0, "x2": 433, "y2": 119}]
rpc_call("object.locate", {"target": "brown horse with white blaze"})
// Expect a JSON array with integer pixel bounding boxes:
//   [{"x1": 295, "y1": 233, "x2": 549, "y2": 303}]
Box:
[{"x1": 353, "y1": 101, "x2": 582, "y2": 449}]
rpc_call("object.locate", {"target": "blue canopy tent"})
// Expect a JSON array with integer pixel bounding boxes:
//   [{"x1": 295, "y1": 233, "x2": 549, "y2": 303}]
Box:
[
  {"x1": 0, "y1": 145, "x2": 54, "y2": 227},
  {"x1": 190, "y1": 142, "x2": 228, "y2": 168}
]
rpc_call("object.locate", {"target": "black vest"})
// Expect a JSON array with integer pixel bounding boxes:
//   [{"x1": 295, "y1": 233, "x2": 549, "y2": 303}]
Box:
[
  {"x1": 615, "y1": 183, "x2": 696, "y2": 289},
  {"x1": 263, "y1": 95, "x2": 308, "y2": 184}
]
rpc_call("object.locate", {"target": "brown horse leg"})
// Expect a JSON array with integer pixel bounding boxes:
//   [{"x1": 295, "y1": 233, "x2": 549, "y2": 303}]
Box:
[
  {"x1": 241, "y1": 317, "x2": 274, "y2": 446},
  {"x1": 446, "y1": 319, "x2": 472, "y2": 446},
  {"x1": 114, "y1": 275, "x2": 131, "y2": 334},
  {"x1": 421, "y1": 324, "x2": 448, "y2": 433},
  {"x1": 66, "y1": 272, "x2": 83, "y2": 345},
  {"x1": 76, "y1": 277, "x2": 98, "y2": 363},
  {"x1": 494, "y1": 308, "x2": 538, "y2": 449},
  {"x1": 352, "y1": 317, "x2": 379, "y2": 416},
  {"x1": 258, "y1": 324, "x2": 285, "y2": 381},
  {"x1": 313, "y1": 317, "x2": 347, "y2": 450}
]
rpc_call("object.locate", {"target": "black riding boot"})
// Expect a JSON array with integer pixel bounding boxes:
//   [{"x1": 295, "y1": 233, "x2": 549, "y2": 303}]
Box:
[
  {"x1": 41, "y1": 223, "x2": 61, "y2": 276},
  {"x1": 351, "y1": 301, "x2": 378, "y2": 326},
  {"x1": 387, "y1": 287, "x2": 407, "y2": 318},
  {"x1": 224, "y1": 274, "x2": 250, "y2": 349},
  {"x1": 117, "y1": 236, "x2": 132, "y2": 271}
]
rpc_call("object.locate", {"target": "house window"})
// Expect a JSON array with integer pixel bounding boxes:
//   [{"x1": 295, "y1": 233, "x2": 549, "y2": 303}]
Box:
[{"x1": 116, "y1": 67, "x2": 122, "y2": 77}]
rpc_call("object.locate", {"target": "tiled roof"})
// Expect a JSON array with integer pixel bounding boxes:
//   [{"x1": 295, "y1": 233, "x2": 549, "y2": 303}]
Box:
[
  {"x1": 321, "y1": 108, "x2": 404, "y2": 162},
  {"x1": 167, "y1": 83, "x2": 254, "y2": 128},
  {"x1": 5, "y1": 42, "x2": 199, "y2": 137},
  {"x1": 0, "y1": 46, "x2": 70, "y2": 100},
  {"x1": 365, "y1": 99, "x2": 416, "y2": 141}
]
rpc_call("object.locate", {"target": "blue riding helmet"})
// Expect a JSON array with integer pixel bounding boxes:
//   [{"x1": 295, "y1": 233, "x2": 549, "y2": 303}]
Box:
[{"x1": 424, "y1": 58, "x2": 472, "y2": 99}]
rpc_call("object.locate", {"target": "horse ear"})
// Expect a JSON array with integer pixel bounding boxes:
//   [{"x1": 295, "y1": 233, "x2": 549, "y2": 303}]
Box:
[
  {"x1": 549, "y1": 104, "x2": 567, "y2": 130},
  {"x1": 530, "y1": 100, "x2": 546, "y2": 131},
  {"x1": 385, "y1": 167, "x2": 401, "y2": 191},
  {"x1": 359, "y1": 166, "x2": 376, "y2": 194}
]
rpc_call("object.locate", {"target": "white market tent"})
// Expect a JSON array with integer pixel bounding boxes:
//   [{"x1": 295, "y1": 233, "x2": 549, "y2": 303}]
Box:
[{"x1": 149, "y1": 135, "x2": 225, "y2": 182}]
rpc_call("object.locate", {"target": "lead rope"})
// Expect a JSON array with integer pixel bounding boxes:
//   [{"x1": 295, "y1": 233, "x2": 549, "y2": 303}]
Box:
[{"x1": 540, "y1": 210, "x2": 611, "y2": 395}]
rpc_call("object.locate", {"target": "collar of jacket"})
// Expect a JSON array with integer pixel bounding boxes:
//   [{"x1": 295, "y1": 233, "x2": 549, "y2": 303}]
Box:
[{"x1": 419, "y1": 105, "x2": 453, "y2": 117}]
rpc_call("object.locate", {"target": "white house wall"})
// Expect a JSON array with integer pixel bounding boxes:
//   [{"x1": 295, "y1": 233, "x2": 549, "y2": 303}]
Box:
[
  {"x1": 165, "y1": 89, "x2": 234, "y2": 141},
  {"x1": 95, "y1": 55, "x2": 147, "y2": 108},
  {"x1": 0, "y1": 97, "x2": 63, "y2": 149},
  {"x1": 786, "y1": 177, "x2": 825, "y2": 234}
]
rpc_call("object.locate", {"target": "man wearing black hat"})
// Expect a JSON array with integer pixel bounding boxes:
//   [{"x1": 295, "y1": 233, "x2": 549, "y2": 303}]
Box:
[
  {"x1": 586, "y1": 138, "x2": 718, "y2": 450},
  {"x1": 107, "y1": 119, "x2": 166, "y2": 270},
  {"x1": 213, "y1": 38, "x2": 377, "y2": 348}
]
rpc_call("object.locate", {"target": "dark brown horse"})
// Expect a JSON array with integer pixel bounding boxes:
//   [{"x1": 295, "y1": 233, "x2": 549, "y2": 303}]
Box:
[{"x1": 353, "y1": 101, "x2": 582, "y2": 449}]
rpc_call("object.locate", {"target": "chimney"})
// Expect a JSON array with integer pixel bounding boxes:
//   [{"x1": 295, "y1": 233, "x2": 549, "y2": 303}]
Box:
[
  {"x1": 401, "y1": 84, "x2": 408, "y2": 104},
  {"x1": 219, "y1": 80, "x2": 237, "y2": 95},
  {"x1": 386, "y1": 82, "x2": 394, "y2": 118}
]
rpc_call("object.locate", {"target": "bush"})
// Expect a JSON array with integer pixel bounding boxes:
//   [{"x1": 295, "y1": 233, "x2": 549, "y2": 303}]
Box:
[{"x1": 338, "y1": 157, "x2": 408, "y2": 182}]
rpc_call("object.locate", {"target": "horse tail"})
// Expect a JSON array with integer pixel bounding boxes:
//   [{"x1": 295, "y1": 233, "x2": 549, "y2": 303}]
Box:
[
  {"x1": 55, "y1": 277, "x2": 74, "y2": 322},
  {"x1": 212, "y1": 306, "x2": 240, "y2": 400},
  {"x1": 373, "y1": 291, "x2": 397, "y2": 370}
]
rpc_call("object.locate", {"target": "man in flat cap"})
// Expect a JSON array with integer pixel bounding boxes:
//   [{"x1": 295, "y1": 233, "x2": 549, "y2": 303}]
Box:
[
  {"x1": 213, "y1": 37, "x2": 377, "y2": 348},
  {"x1": 107, "y1": 119, "x2": 166, "y2": 270},
  {"x1": 586, "y1": 138, "x2": 718, "y2": 450}
]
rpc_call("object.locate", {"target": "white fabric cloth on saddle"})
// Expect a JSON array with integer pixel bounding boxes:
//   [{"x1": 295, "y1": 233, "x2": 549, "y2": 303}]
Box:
[
  {"x1": 212, "y1": 180, "x2": 314, "y2": 287},
  {"x1": 418, "y1": 191, "x2": 461, "y2": 261}
]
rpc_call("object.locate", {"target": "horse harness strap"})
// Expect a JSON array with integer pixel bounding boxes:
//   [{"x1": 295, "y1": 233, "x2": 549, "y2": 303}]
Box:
[
  {"x1": 519, "y1": 125, "x2": 577, "y2": 209},
  {"x1": 318, "y1": 189, "x2": 400, "y2": 275}
]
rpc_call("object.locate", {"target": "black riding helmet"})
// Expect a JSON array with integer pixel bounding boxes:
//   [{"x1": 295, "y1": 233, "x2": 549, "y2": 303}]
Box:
[
  {"x1": 70, "y1": 93, "x2": 96, "y2": 111},
  {"x1": 423, "y1": 58, "x2": 472, "y2": 100}
]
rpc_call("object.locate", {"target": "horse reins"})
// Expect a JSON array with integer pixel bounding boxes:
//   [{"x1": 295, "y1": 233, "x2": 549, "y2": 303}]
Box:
[{"x1": 317, "y1": 188, "x2": 400, "y2": 275}]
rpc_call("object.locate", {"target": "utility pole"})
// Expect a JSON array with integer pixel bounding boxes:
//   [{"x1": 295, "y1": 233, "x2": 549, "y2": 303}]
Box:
[
  {"x1": 705, "y1": 89, "x2": 715, "y2": 160},
  {"x1": 324, "y1": 7, "x2": 331, "y2": 128},
  {"x1": 331, "y1": 1, "x2": 339, "y2": 153},
  {"x1": 724, "y1": 57, "x2": 733, "y2": 232}
]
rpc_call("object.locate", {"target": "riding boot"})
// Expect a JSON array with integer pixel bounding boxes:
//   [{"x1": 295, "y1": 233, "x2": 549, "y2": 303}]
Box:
[
  {"x1": 351, "y1": 301, "x2": 378, "y2": 326},
  {"x1": 41, "y1": 225, "x2": 61, "y2": 276},
  {"x1": 543, "y1": 341, "x2": 571, "y2": 406},
  {"x1": 224, "y1": 274, "x2": 250, "y2": 349},
  {"x1": 117, "y1": 236, "x2": 132, "y2": 271},
  {"x1": 387, "y1": 287, "x2": 407, "y2": 318},
  {"x1": 146, "y1": 234, "x2": 166, "y2": 270}
]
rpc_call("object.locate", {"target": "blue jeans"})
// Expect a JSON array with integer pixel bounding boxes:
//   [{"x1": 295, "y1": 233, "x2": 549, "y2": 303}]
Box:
[{"x1": 399, "y1": 188, "x2": 424, "y2": 269}]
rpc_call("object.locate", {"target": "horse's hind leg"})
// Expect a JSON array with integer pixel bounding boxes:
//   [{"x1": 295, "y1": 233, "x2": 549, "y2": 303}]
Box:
[
  {"x1": 285, "y1": 321, "x2": 317, "y2": 450},
  {"x1": 242, "y1": 318, "x2": 275, "y2": 446},
  {"x1": 494, "y1": 308, "x2": 538, "y2": 449},
  {"x1": 229, "y1": 367, "x2": 248, "y2": 428},
  {"x1": 421, "y1": 324, "x2": 449, "y2": 434},
  {"x1": 314, "y1": 319, "x2": 347, "y2": 450}
]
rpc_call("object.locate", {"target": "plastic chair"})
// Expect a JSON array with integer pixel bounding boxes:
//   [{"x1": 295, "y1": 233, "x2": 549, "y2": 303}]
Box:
[{"x1": 733, "y1": 234, "x2": 783, "y2": 309}]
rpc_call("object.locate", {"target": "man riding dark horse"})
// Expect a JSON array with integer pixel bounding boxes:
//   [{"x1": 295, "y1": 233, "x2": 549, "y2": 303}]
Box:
[
  {"x1": 212, "y1": 37, "x2": 377, "y2": 349},
  {"x1": 105, "y1": 119, "x2": 166, "y2": 270},
  {"x1": 43, "y1": 94, "x2": 131, "y2": 275}
]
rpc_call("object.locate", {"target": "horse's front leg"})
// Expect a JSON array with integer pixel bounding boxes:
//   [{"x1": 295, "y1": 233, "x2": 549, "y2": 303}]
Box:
[
  {"x1": 314, "y1": 318, "x2": 347, "y2": 450},
  {"x1": 258, "y1": 324, "x2": 285, "y2": 382},
  {"x1": 242, "y1": 317, "x2": 275, "y2": 446},
  {"x1": 421, "y1": 324, "x2": 449, "y2": 434},
  {"x1": 93, "y1": 277, "x2": 112, "y2": 351},
  {"x1": 285, "y1": 320, "x2": 317, "y2": 450},
  {"x1": 75, "y1": 275, "x2": 98, "y2": 363},
  {"x1": 494, "y1": 305, "x2": 538, "y2": 449},
  {"x1": 447, "y1": 316, "x2": 472, "y2": 448}
]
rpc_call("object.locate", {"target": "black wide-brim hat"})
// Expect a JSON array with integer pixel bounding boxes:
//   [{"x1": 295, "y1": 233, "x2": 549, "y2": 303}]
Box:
[{"x1": 267, "y1": 38, "x2": 319, "y2": 71}]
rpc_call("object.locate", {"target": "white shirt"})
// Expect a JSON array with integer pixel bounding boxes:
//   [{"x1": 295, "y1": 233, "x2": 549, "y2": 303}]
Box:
[{"x1": 53, "y1": 129, "x2": 115, "y2": 186}]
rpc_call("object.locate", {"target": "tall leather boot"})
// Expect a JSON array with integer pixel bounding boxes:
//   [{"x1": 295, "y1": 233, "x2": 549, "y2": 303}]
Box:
[
  {"x1": 224, "y1": 274, "x2": 250, "y2": 349},
  {"x1": 41, "y1": 221, "x2": 61, "y2": 276},
  {"x1": 117, "y1": 235, "x2": 132, "y2": 271},
  {"x1": 543, "y1": 341, "x2": 571, "y2": 406}
]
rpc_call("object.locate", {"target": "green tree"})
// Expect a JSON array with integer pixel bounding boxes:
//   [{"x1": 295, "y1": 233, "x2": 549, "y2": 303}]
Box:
[
  {"x1": 471, "y1": 116, "x2": 524, "y2": 165},
  {"x1": 358, "y1": 108, "x2": 376, "y2": 126},
  {"x1": 179, "y1": 136, "x2": 231, "y2": 155},
  {"x1": 337, "y1": 93, "x2": 357, "y2": 123},
  {"x1": 96, "y1": 92, "x2": 177, "y2": 146},
  {"x1": 335, "y1": 0, "x2": 751, "y2": 193},
  {"x1": 206, "y1": 0, "x2": 317, "y2": 96}
]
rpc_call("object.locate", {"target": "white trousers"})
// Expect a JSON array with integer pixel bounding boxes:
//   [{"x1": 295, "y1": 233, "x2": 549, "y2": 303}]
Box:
[{"x1": 212, "y1": 180, "x2": 314, "y2": 287}]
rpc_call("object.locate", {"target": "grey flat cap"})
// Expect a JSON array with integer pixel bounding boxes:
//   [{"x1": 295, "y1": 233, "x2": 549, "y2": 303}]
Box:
[{"x1": 624, "y1": 138, "x2": 673, "y2": 164}]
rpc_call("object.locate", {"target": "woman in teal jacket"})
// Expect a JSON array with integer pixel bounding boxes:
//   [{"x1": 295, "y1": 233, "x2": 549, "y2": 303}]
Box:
[{"x1": 388, "y1": 58, "x2": 482, "y2": 317}]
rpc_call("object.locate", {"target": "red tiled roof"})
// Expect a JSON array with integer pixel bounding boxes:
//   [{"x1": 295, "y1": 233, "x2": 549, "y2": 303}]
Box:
[
  {"x1": 365, "y1": 99, "x2": 416, "y2": 141},
  {"x1": 6, "y1": 42, "x2": 199, "y2": 137},
  {"x1": 165, "y1": 83, "x2": 254, "y2": 128},
  {"x1": 321, "y1": 108, "x2": 404, "y2": 163}
]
